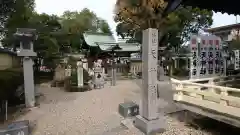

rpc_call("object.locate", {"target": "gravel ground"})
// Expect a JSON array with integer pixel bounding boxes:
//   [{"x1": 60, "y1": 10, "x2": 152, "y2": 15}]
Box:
[{"x1": 15, "y1": 80, "x2": 215, "y2": 135}]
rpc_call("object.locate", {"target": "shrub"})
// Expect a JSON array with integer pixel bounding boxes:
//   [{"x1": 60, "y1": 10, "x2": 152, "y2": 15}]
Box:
[
  {"x1": 83, "y1": 68, "x2": 92, "y2": 82},
  {"x1": 0, "y1": 68, "x2": 23, "y2": 102},
  {"x1": 172, "y1": 68, "x2": 189, "y2": 77}
]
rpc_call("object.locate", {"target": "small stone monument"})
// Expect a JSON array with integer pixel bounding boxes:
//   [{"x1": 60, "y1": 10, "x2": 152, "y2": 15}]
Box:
[
  {"x1": 65, "y1": 65, "x2": 72, "y2": 77},
  {"x1": 54, "y1": 64, "x2": 65, "y2": 82},
  {"x1": 93, "y1": 59, "x2": 104, "y2": 89},
  {"x1": 14, "y1": 28, "x2": 37, "y2": 108},
  {"x1": 77, "y1": 61, "x2": 84, "y2": 87}
]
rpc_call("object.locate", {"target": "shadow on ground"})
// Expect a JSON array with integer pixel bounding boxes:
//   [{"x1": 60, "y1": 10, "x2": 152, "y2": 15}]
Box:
[
  {"x1": 193, "y1": 117, "x2": 240, "y2": 135},
  {"x1": 168, "y1": 110, "x2": 240, "y2": 135}
]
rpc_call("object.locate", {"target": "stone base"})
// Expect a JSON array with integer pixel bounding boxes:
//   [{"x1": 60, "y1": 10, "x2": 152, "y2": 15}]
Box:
[
  {"x1": 134, "y1": 115, "x2": 166, "y2": 135},
  {"x1": 120, "y1": 118, "x2": 135, "y2": 129},
  {"x1": 118, "y1": 102, "x2": 139, "y2": 118}
]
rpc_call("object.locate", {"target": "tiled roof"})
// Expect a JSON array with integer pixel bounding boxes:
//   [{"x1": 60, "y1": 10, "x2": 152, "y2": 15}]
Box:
[
  {"x1": 98, "y1": 43, "x2": 140, "y2": 52},
  {"x1": 204, "y1": 23, "x2": 240, "y2": 33},
  {"x1": 83, "y1": 32, "x2": 141, "y2": 52},
  {"x1": 118, "y1": 43, "x2": 141, "y2": 52},
  {"x1": 83, "y1": 32, "x2": 116, "y2": 46}
]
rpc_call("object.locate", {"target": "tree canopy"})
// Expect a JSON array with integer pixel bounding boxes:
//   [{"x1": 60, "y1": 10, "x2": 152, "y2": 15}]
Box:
[
  {"x1": 1, "y1": 1, "x2": 112, "y2": 68},
  {"x1": 59, "y1": 8, "x2": 112, "y2": 51},
  {"x1": 114, "y1": 0, "x2": 213, "y2": 49},
  {"x1": 0, "y1": 0, "x2": 35, "y2": 31}
]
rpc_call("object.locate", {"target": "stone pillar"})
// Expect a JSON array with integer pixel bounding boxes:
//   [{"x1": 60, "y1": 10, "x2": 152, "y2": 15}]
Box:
[
  {"x1": 135, "y1": 28, "x2": 166, "y2": 134},
  {"x1": 186, "y1": 57, "x2": 189, "y2": 69},
  {"x1": 134, "y1": 66, "x2": 137, "y2": 76},
  {"x1": 174, "y1": 58, "x2": 177, "y2": 68},
  {"x1": 77, "y1": 61, "x2": 84, "y2": 87},
  {"x1": 23, "y1": 57, "x2": 35, "y2": 108},
  {"x1": 111, "y1": 60, "x2": 116, "y2": 86}
]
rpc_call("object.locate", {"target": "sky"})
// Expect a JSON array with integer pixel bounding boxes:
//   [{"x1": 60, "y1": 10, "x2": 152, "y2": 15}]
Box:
[{"x1": 35, "y1": 0, "x2": 239, "y2": 40}]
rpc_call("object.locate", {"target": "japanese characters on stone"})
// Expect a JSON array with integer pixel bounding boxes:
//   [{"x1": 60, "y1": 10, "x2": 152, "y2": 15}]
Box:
[
  {"x1": 234, "y1": 50, "x2": 240, "y2": 70},
  {"x1": 190, "y1": 35, "x2": 199, "y2": 79},
  {"x1": 148, "y1": 30, "x2": 158, "y2": 83},
  {"x1": 207, "y1": 36, "x2": 215, "y2": 76},
  {"x1": 213, "y1": 36, "x2": 224, "y2": 75},
  {"x1": 199, "y1": 36, "x2": 207, "y2": 77},
  {"x1": 189, "y1": 35, "x2": 225, "y2": 79}
]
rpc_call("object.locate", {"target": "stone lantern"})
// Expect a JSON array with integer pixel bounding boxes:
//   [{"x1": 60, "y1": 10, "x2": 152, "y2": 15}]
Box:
[
  {"x1": 15, "y1": 28, "x2": 37, "y2": 57},
  {"x1": 106, "y1": 44, "x2": 122, "y2": 86},
  {"x1": 14, "y1": 28, "x2": 37, "y2": 108}
]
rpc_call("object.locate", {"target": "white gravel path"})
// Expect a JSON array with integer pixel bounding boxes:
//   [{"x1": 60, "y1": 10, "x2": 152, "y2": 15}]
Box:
[{"x1": 15, "y1": 80, "x2": 212, "y2": 135}]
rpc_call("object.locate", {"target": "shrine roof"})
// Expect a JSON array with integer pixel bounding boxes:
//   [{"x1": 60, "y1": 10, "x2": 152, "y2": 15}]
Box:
[
  {"x1": 182, "y1": 0, "x2": 240, "y2": 15},
  {"x1": 83, "y1": 32, "x2": 140, "y2": 52},
  {"x1": 118, "y1": 43, "x2": 141, "y2": 52},
  {"x1": 203, "y1": 23, "x2": 240, "y2": 33},
  {"x1": 98, "y1": 43, "x2": 141, "y2": 52},
  {"x1": 83, "y1": 32, "x2": 116, "y2": 47}
]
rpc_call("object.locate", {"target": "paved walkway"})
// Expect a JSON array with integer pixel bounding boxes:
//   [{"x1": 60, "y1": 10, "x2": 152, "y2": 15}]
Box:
[{"x1": 16, "y1": 80, "x2": 211, "y2": 135}]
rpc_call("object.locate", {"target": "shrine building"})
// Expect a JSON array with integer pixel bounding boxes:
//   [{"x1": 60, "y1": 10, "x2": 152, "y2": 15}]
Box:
[
  {"x1": 204, "y1": 23, "x2": 240, "y2": 42},
  {"x1": 82, "y1": 32, "x2": 141, "y2": 74}
]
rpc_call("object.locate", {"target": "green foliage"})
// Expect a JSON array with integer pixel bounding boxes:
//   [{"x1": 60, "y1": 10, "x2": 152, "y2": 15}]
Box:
[
  {"x1": 59, "y1": 8, "x2": 112, "y2": 51},
  {"x1": 172, "y1": 68, "x2": 188, "y2": 77},
  {"x1": 2, "y1": 0, "x2": 35, "y2": 46},
  {"x1": 228, "y1": 40, "x2": 240, "y2": 50},
  {"x1": 0, "y1": 68, "x2": 23, "y2": 101},
  {"x1": 2, "y1": 1, "x2": 62, "y2": 69},
  {"x1": 0, "y1": 0, "x2": 35, "y2": 30},
  {"x1": 98, "y1": 20, "x2": 112, "y2": 34}
]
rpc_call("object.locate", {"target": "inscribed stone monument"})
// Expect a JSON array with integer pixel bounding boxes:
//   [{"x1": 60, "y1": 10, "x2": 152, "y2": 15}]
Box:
[{"x1": 134, "y1": 28, "x2": 166, "y2": 134}]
